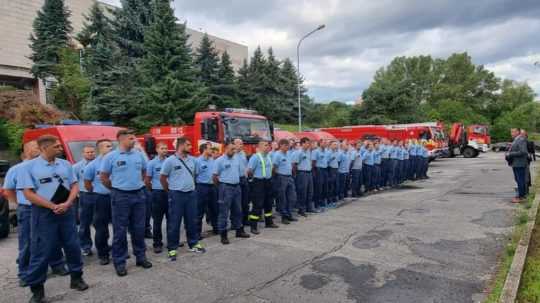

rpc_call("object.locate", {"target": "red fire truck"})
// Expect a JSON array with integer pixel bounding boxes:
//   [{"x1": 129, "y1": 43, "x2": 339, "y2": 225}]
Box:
[
  {"x1": 294, "y1": 131, "x2": 336, "y2": 143},
  {"x1": 448, "y1": 123, "x2": 490, "y2": 158},
  {"x1": 139, "y1": 108, "x2": 273, "y2": 157}
]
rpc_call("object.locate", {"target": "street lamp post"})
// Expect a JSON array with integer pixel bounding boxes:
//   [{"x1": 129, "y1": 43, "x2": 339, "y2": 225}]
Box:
[{"x1": 297, "y1": 24, "x2": 325, "y2": 132}]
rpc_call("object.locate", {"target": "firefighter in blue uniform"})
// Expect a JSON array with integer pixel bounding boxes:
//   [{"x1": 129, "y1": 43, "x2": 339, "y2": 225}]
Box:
[
  {"x1": 362, "y1": 141, "x2": 375, "y2": 193},
  {"x1": 272, "y1": 139, "x2": 298, "y2": 224},
  {"x1": 83, "y1": 139, "x2": 114, "y2": 265},
  {"x1": 350, "y1": 141, "x2": 363, "y2": 197},
  {"x1": 19, "y1": 135, "x2": 88, "y2": 302},
  {"x1": 380, "y1": 138, "x2": 391, "y2": 188},
  {"x1": 144, "y1": 141, "x2": 169, "y2": 254},
  {"x1": 373, "y1": 142, "x2": 382, "y2": 191},
  {"x1": 403, "y1": 142, "x2": 410, "y2": 181},
  {"x1": 337, "y1": 141, "x2": 351, "y2": 200},
  {"x1": 292, "y1": 137, "x2": 313, "y2": 215},
  {"x1": 233, "y1": 138, "x2": 250, "y2": 227},
  {"x1": 3, "y1": 140, "x2": 68, "y2": 288},
  {"x1": 195, "y1": 142, "x2": 218, "y2": 236},
  {"x1": 408, "y1": 140, "x2": 418, "y2": 180},
  {"x1": 389, "y1": 140, "x2": 400, "y2": 187},
  {"x1": 73, "y1": 145, "x2": 96, "y2": 256},
  {"x1": 312, "y1": 140, "x2": 329, "y2": 211},
  {"x1": 213, "y1": 141, "x2": 251, "y2": 244},
  {"x1": 160, "y1": 137, "x2": 206, "y2": 260},
  {"x1": 100, "y1": 129, "x2": 152, "y2": 277},
  {"x1": 327, "y1": 141, "x2": 340, "y2": 207},
  {"x1": 420, "y1": 143, "x2": 430, "y2": 179}
]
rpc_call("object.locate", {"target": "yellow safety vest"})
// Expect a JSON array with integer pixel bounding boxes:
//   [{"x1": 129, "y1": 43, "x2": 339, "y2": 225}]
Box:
[{"x1": 256, "y1": 152, "x2": 272, "y2": 178}]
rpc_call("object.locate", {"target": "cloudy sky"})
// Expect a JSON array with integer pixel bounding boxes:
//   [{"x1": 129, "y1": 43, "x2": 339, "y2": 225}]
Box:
[{"x1": 102, "y1": 0, "x2": 540, "y2": 103}]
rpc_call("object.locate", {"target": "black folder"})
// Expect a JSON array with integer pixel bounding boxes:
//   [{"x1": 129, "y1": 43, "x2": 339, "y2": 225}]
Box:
[{"x1": 50, "y1": 184, "x2": 70, "y2": 204}]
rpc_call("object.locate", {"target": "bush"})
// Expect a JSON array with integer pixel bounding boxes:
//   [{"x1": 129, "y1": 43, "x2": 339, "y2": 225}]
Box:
[
  {"x1": 491, "y1": 102, "x2": 540, "y2": 142},
  {"x1": 0, "y1": 119, "x2": 25, "y2": 156}
]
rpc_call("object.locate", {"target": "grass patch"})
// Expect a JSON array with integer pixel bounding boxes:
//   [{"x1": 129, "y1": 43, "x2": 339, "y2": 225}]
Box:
[
  {"x1": 484, "y1": 171, "x2": 539, "y2": 303},
  {"x1": 517, "y1": 186, "x2": 540, "y2": 302}
]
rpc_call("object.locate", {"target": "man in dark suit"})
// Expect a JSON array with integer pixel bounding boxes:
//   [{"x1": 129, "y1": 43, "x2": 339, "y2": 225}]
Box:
[{"x1": 506, "y1": 128, "x2": 529, "y2": 203}]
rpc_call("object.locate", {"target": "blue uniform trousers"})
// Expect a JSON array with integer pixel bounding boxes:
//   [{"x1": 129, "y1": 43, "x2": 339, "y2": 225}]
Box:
[
  {"x1": 337, "y1": 172, "x2": 348, "y2": 200},
  {"x1": 313, "y1": 168, "x2": 328, "y2": 208},
  {"x1": 85, "y1": 193, "x2": 112, "y2": 258},
  {"x1": 143, "y1": 188, "x2": 152, "y2": 234},
  {"x1": 17, "y1": 205, "x2": 65, "y2": 281},
  {"x1": 389, "y1": 160, "x2": 398, "y2": 186},
  {"x1": 25, "y1": 207, "x2": 82, "y2": 286},
  {"x1": 351, "y1": 169, "x2": 363, "y2": 197},
  {"x1": 217, "y1": 183, "x2": 243, "y2": 232},
  {"x1": 374, "y1": 164, "x2": 382, "y2": 189},
  {"x1": 240, "y1": 177, "x2": 250, "y2": 225},
  {"x1": 327, "y1": 168, "x2": 338, "y2": 203},
  {"x1": 110, "y1": 189, "x2": 147, "y2": 267},
  {"x1": 167, "y1": 190, "x2": 198, "y2": 250},
  {"x1": 295, "y1": 171, "x2": 313, "y2": 212},
  {"x1": 363, "y1": 164, "x2": 373, "y2": 191},
  {"x1": 196, "y1": 184, "x2": 218, "y2": 234},
  {"x1": 151, "y1": 189, "x2": 168, "y2": 248},
  {"x1": 381, "y1": 159, "x2": 390, "y2": 187},
  {"x1": 78, "y1": 192, "x2": 94, "y2": 252},
  {"x1": 408, "y1": 156, "x2": 416, "y2": 179},
  {"x1": 276, "y1": 175, "x2": 297, "y2": 217}
]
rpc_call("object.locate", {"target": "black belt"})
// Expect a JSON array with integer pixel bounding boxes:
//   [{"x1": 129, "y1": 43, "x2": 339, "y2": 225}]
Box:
[
  {"x1": 297, "y1": 170, "x2": 312, "y2": 173},
  {"x1": 196, "y1": 183, "x2": 214, "y2": 187},
  {"x1": 86, "y1": 191, "x2": 111, "y2": 196},
  {"x1": 219, "y1": 182, "x2": 239, "y2": 186},
  {"x1": 111, "y1": 187, "x2": 144, "y2": 193},
  {"x1": 151, "y1": 189, "x2": 166, "y2": 192},
  {"x1": 277, "y1": 174, "x2": 292, "y2": 177}
]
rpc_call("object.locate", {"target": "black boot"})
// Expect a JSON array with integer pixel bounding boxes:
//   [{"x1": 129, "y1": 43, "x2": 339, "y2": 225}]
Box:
[
  {"x1": 236, "y1": 227, "x2": 250, "y2": 238},
  {"x1": 29, "y1": 284, "x2": 45, "y2": 303},
  {"x1": 220, "y1": 231, "x2": 230, "y2": 245},
  {"x1": 250, "y1": 221, "x2": 260, "y2": 235},
  {"x1": 70, "y1": 272, "x2": 89, "y2": 291},
  {"x1": 265, "y1": 216, "x2": 279, "y2": 228}
]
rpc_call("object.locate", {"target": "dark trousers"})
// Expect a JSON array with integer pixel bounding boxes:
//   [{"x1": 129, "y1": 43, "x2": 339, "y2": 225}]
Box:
[
  {"x1": 389, "y1": 159, "x2": 398, "y2": 186},
  {"x1": 78, "y1": 192, "x2": 94, "y2": 252},
  {"x1": 513, "y1": 167, "x2": 527, "y2": 198},
  {"x1": 276, "y1": 175, "x2": 297, "y2": 217},
  {"x1": 337, "y1": 172, "x2": 348, "y2": 200},
  {"x1": 374, "y1": 164, "x2": 381, "y2": 189},
  {"x1": 363, "y1": 165, "x2": 373, "y2": 191},
  {"x1": 151, "y1": 189, "x2": 169, "y2": 248},
  {"x1": 25, "y1": 207, "x2": 83, "y2": 286},
  {"x1": 250, "y1": 178, "x2": 274, "y2": 221},
  {"x1": 167, "y1": 190, "x2": 198, "y2": 250},
  {"x1": 416, "y1": 158, "x2": 424, "y2": 179},
  {"x1": 86, "y1": 193, "x2": 112, "y2": 258},
  {"x1": 240, "y1": 177, "x2": 250, "y2": 225},
  {"x1": 143, "y1": 188, "x2": 152, "y2": 234},
  {"x1": 313, "y1": 168, "x2": 328, "y2": 208},
  {"x1": 17, "y1": 205, "x2": 65, "y2": 281},
  {"x1": 409, "y1": 157, "x2": 416, "y2": 179},
  {"x1": 196, "y1": 184, "x2": 218, "y2": 234},
  {"x1": 217, "y1": 183, "x2": 242, "y2": 232},
  {"x1": 351, "y1": 169, "x2": 363, "y2": 197},
  {"x1": 295, "y1": 171, "x2": 314, "y2": 212},
  {"x1": 110, "y1": 189, "x2": 146, "y2": 267},
  {"x1": 327, "y1": 168, "x2": 338, "y2": 203},
  {"x1": 381, "y1": 159, "x2": 390, "y2": 187}
]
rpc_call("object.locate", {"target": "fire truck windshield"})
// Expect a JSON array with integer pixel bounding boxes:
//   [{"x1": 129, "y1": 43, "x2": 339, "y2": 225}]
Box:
[
  {"x1": 68, "y1": 141, "x2": 119, "y2": 162},
  {"x1": 431, "y1": 128, "x2": 446, "y2": 140},
  {"x1": 225, "y1": 118, "x2": 272, "y2": 143},
  {"x1": 472, "y1": 126, "x2": 486, "y2": 135}
]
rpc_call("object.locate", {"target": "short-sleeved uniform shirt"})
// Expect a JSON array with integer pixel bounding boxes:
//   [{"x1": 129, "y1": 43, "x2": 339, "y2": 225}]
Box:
[
  {"x1": 195, "y1": 155, "x2": 215, "y2": 184},
  {"x1": 160, "y1": 154, "x2": 196, "y2": 192},
  {"x1": 83, "y1": 155, "x2": 110, "y2": 195},
  {"x1": 312, "y1": 148, "x2": 329, "y2": 168},
  {"x1": 213, "y1": 154, "x2": 241, "y2": 184},
  {"x1": 351, "y1": 149, "x2": 363, "y2": 170},
  {"x1": 100, "y1": 149, "x2": 146, "y2": 191},
  {"x1": 390, "y1": 146, "x2": 400, "y2": 159},
  {"x1": 338, "y1": 149, "x2": 351, "y2": 173},
  {"x1": 73, "y1": 159, "x2": 90, "y2": 193},
  {"x1": 272, "y1": 151, "x2": 293, "y2": 176},
  {"x1": 327, "y1": 149, "x2": 340, "y2": 169},
  {"x1": 292, "y1": 149, "x2": 312, "y2": 172},
  {"x1": 363, "y1": 150, "x2": 375, "y2": 166},
  {"x1": 248, "y1": 152, "x2": 273, "y2": 179},
  {"x1": 18, "y1": 156, "x2": 76, "y2": 201},
  {"x1": 373, "y1": 148, "x2": 382, "y2": 165},
  {"x1": 234, "y1": 151, "x2": 248, "y2": 178},
  {"x1": 146, "y1": 156, "x2": 166, "y2": 190},
  {"x1": 3, "y1": 161, "x2": 31, "y2": 205}
]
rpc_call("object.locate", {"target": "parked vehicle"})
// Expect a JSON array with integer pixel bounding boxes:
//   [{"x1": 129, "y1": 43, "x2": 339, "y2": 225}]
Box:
[
  {"x1": 448, "y1": 123, "x2": 490, "y2": 158},
  {"x1": 491, "y1": 142, "x2": 511, "y2": 152}
]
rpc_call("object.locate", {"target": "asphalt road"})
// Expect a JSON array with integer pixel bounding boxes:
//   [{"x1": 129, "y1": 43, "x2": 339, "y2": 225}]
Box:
[{"x1": 0, "y1": 152, "x2": 524, "y2": 303}]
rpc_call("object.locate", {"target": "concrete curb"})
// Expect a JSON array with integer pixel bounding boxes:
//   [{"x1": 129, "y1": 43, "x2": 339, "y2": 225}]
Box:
[{"x1": 499, "y1": 193, "x2": 540, "y2": 302}]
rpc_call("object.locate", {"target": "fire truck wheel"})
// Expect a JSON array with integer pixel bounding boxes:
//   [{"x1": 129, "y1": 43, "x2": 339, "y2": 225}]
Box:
[
  {"x1": 463, "y1": 147, "x2": 478, "y2": 158},
  {"x1": 0, "y1": 195, "x2": 9, "y2": 239}
]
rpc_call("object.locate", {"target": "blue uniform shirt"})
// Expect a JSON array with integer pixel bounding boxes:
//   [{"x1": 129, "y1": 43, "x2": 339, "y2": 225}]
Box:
[
  {"x1": 292, "y1": 149, "x2": 312, "y2": 172},
  {"x1": 195, "y1": 155, "x2": 215, "y2": 184},
  {"x1": 146, "y1": 156, "x2": 166, "y2": 190},
  {"x1": 18, "y1": 156, "x2": 76, "y2": 201},
  {"x1": 83, "y1": 156, "x2": 110, "y2": 194},
  {"x1": 373, "y1": 149, "x2": 382, "y2": 164},
  {"x1": 327, "y1": 149, "x2": 339, "y2": 169},
  {"x1": 248, "y1": 152, "x2": 273, "y2": 179},
  {"x1": 351, "y1": 149, "x2": 363, "y2": 170},
  {"x1": 3, "y1": 161, "x2": 31, "y2": 206},
  {"x1": 403, "y1": 148, "x2": 410, "y2": 160},
  {"x1": 312, "y1": 148, "x2": 329, "y2": 168},
  {"x1": 161, "y1": 154, "x2": 196, "y2": 192},
  {"x1": 363, "y1": 150, "x2": 375, "y2": 166},
  {"x1": 272, "y1": 151, "x2": 293, "y2": 176},
  {"x1": 100, "y1": 149, "x2": 146, "y2": 191},
  {"x1": 390, "y1": 146, "x2": 400, "y2": 159},
  {"x1": 213, "y1": 154, "x2": 241, "y2": 184},
  {"x1": 409, "y1": 144, "x2": 417, "y2": 156},
  {"x1": 73, "y1": 159, "x2": 90, "y2": 193},
  {"x1": 234, "y1": 151, "x2": 248, "y2": 178},
  {"x1": 338, "y1": 149, "x2": 351, "y2": 173},
  {"x1": 421, "y1": 146, "x2": 429, "y2": 158},
  {"x1": 380, "y1": 144, "x2": 390, "y2": 159}
]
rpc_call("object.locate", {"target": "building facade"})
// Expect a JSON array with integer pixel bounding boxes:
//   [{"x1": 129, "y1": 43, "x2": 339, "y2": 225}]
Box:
[{"x1": 0, "y1": 0, "x2": 248, "y2": 104}]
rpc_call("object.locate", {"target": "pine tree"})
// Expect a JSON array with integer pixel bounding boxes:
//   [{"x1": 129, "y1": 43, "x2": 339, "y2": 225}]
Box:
[
  {"x1": 262, "y1": 47, "x2": 284, "y2": 120},
  {"x1": 77, "y1": 2, "x2": 118, "y2": 121},
  {"x1": 236, "y1": 59, "x2": 253, "y2": 109},
  {"x1": 136, "y1": 0, "x2": 204, "y2": 130},
  {"x1": 110, "y1": 0, "x2": 152, "y2": 59},
  {"x1": 214, "y1": 51, "x2": 240, "y2": 108},
  {"x1": 29, "y1": 0, "x2": 73, "y2": 80},
  {"x1": 194, "y1": 34, "x2": 221, "y2": 107},
  {"x1": 245, "y1": 46, "x2": 268, "y2": 114}
]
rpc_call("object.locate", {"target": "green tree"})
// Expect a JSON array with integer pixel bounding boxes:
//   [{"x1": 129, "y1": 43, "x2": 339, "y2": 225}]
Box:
[
  {"x1": 492, "y1": 102, "x2": 540, "y2": 142},
  {"x1": 236, "y1": 59, "x2": 253, "y2": 109},
  {"x1": 194, "y1": 34, "x2": 224, "y2": 108},
  {"x1": 484, "y1": 79, "x2": 535, "y2": 125},
  {"x1": 214, "y1": 51, "x2": 240, "y2": 107},
  {"x1": 135, "y1": 0, "x2": 204, "y2": 130},
  {"x1": 29, "y1": 0, "x2": 73, "y2": 80},
  {"x1": 51, "y1": 48, "x2": 91, "y2": 117}
]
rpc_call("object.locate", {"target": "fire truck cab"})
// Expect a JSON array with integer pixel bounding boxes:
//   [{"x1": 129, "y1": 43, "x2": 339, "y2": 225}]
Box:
[{"x1": 449, "y1": 123, "x2": 490, "y2": 158}]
